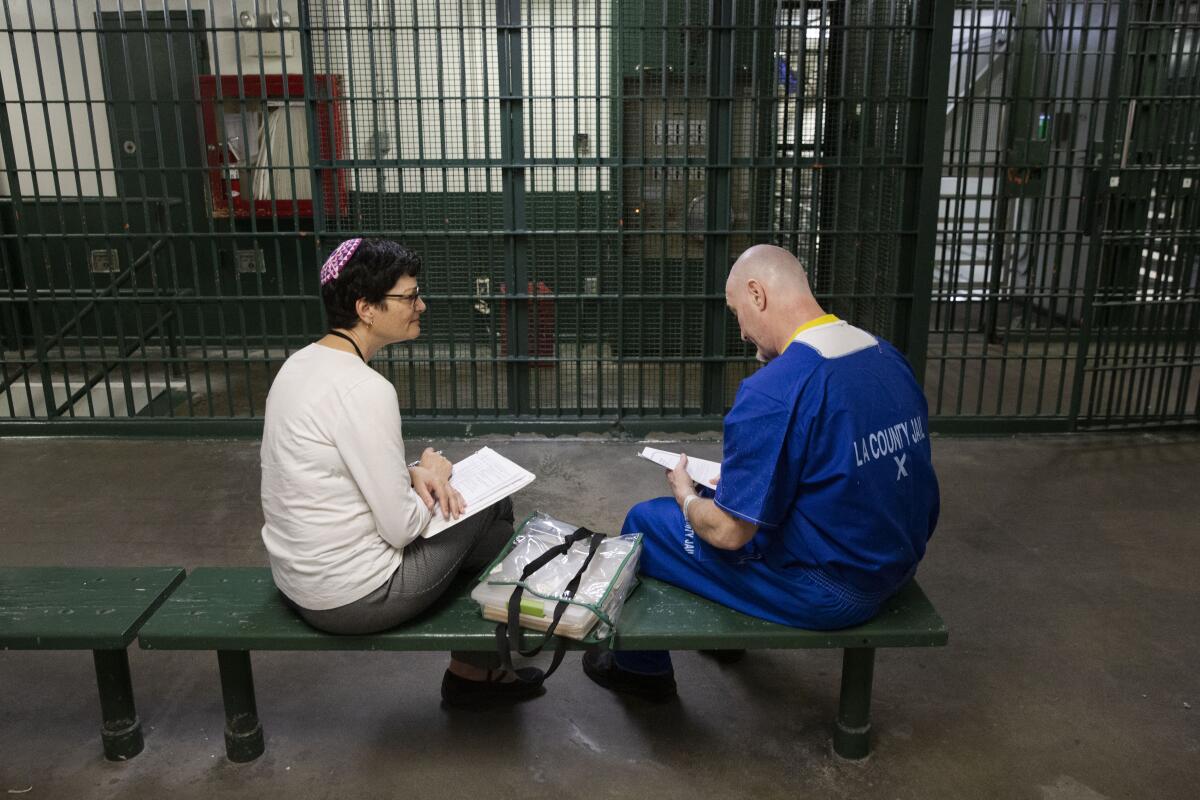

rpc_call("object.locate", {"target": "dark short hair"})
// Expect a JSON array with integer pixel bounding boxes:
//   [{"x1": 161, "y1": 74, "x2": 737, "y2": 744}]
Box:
[{"x1": 321, "y1": 239, "x2": 422, "y2": 329}]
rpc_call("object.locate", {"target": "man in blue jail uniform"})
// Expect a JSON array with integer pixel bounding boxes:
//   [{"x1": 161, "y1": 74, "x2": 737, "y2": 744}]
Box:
[{"x1": 583, "y1": 244, "x2": 940, "y2": 700}]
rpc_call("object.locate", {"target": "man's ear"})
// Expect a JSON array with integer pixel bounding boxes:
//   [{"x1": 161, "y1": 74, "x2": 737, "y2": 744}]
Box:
[{"x1": 747, "y1": 278, "x2": 767, "y2": 311}]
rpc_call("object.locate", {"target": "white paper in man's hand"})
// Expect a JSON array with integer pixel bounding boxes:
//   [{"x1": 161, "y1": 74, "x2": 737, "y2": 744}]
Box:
[{"x1": 638, "y1": 446, "x2": 721, "y2": 487}]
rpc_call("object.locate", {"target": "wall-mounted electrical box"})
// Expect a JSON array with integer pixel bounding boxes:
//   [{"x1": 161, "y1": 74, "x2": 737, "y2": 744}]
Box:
[
  {"x1": 237, "y1": 9, "x2": 298, "y2": 57},
  {"x1": 89, "y1": 249, "x2": 120, "y2": 274},
  {"x1": 235, "y1": 248, "x2": 266, "y2": 274}
]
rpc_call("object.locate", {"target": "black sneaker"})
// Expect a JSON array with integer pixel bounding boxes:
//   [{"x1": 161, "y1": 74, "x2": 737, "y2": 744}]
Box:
[
  {"x1": 582, "y1": 650, "x2": 677, "y2": 702},
  {"x1": 440, "y1": 667, "x2": 546, "y2": 709},
  {"x1": 699, "y1": 649, "x2": 747, "y2": 665}
]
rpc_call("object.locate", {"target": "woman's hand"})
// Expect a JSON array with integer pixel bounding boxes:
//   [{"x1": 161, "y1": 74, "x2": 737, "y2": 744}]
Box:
[
  {"x1": 409, "y1": 465, "x2": 465, "y2": 520},
  {"x1": 418, "y1": 447, "x2": 453, "y2": 481}
]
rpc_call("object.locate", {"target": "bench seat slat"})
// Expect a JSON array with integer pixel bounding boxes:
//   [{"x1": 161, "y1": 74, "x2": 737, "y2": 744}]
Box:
[
  {"x1": 614, "y1": 579, "x2": 948, "y2": 650},
  {"x1": 138, "y1": 568, "x2": 548, "y2": 652},
  {"x1": 137, "y1": 567, "x2": 946, "y2": 652},
  {"x1": 0, "y1": 567, "x2": 186, "y2": 650}
]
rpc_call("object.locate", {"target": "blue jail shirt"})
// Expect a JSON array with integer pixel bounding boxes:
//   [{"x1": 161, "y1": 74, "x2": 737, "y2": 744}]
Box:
[{"x1": 713, "y1": 316, "x2": 940, "y2": 600}]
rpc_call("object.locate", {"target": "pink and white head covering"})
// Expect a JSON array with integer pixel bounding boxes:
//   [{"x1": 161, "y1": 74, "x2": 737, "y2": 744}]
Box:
[{"x1": 319, "y1": 238, "x2": 363, "y2": 286}]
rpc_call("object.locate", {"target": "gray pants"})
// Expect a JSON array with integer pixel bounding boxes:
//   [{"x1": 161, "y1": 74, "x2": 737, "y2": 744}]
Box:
[{"x1": 291, "y1": 497, "x2": 514, "y2": 669}]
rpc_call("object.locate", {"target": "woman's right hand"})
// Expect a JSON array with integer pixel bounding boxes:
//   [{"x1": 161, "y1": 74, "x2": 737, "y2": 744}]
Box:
[
  {"x1": 418, "y1": 447, "x2": 453, "y2": 481},
  {"x1": 409, "y1": 465, "x2": 465, "y2": 520}
]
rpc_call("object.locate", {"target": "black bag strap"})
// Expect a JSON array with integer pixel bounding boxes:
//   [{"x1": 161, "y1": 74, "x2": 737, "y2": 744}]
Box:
[
  {"x1": 494, "y1": 527, "x2": 607, "y2": 681},
  {"x1": 509, "y1": 528, "x2": 606, "y2": 656}
]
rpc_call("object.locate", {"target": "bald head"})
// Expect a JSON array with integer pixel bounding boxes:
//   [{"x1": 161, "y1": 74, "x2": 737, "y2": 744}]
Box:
[
  {"x1": 728, "y1": 244, "x2": 812, "y2": 298},
  {"x1": 725, "y1": 244, "x2": 825, "y2": 362}
]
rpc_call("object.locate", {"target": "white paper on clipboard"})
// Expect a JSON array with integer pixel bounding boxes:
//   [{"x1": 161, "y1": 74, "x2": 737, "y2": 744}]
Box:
[{"x1": 421, "y1": 447, "x2": 536, "y2": 538}]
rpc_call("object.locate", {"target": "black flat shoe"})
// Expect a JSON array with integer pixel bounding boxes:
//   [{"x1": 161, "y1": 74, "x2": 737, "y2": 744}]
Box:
[
  {"x1": 440, "y1": 667, "x2": 546, "y2": 709},
  {"x1": 582, "y1": 650, "x2": 677, "y2": 702},
  {"x1": 700, "y1": 649, "x2": 747, "y2": 665}
]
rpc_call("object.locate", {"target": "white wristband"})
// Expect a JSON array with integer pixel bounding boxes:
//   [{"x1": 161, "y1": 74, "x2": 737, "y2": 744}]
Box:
[{"x1": 682, "y1": 494, "x2": 700, "y2": 522}]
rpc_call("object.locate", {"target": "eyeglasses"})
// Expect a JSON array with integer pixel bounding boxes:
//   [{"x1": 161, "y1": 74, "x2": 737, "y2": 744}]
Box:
[{"x1": 383, "y1": 288, "x2": 422, "y2": 307}]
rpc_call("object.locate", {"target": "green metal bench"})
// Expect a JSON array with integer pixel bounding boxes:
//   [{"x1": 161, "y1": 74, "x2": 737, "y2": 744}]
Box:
[
  {"x1": 138, "y1": 567, "x2": 946, "y2": 762},
  {"x1": 0, "y1": 567, "x2": 186, "y2": 760}
]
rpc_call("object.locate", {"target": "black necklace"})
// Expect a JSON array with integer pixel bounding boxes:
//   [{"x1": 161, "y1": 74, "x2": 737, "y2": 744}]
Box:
[{"x1": 327, "y1": 330, "x2": 366, "y2": 363}]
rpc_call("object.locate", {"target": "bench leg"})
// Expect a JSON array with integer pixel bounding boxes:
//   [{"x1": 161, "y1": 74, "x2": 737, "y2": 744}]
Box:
[
  {"x1": 92, "y1": 649, "x2": 144, "y2": 761},
  {"x1": 833, "y1": 647, "x2": 875, "y2": 759},
  {"x1": 217, "y1": 650, "x2": 265, "y2": 762}
]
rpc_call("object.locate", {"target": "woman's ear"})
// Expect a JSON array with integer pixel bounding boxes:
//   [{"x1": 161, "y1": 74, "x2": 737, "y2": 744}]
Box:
[{"x1": 354, "y1": 297, "x2": 374, "y2": 327}]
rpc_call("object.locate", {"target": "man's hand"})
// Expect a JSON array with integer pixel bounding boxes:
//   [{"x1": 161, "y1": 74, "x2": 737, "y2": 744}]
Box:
[
  {"x1": 667, "y1": 453, "x2": 698, "y2": 504},
  {"x1": 409, "y1": 465, "x2": 465, "y2": 520},
  {"x1": 418, "y1": 447, "x2": 452, "y2": 481},
  {"x1": 668, "y1": 453, "x2": 756, "y2": 550}
]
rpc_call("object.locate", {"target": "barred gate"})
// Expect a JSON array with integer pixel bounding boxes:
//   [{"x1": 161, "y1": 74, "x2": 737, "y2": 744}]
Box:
[
  {"x1": 10, "y1": 2, "x2": 1197, "y2": 435},
  {"x1": 933, "y1": 0, "x2": 1200, "y2": 431},
  {"x1": 0, "y1": 0, "x2": 952, "y2": 433}
]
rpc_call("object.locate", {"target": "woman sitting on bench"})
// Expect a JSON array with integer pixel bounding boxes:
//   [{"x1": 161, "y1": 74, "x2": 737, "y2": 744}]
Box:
[{"x1": 259, "y1": 238, "x2": 545, "y2": 708}]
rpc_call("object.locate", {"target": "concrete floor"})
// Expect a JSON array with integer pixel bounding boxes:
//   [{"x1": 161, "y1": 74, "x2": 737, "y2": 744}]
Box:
[{"x1": 1, "y1": 433, "x2": 1197, "y2": 799}]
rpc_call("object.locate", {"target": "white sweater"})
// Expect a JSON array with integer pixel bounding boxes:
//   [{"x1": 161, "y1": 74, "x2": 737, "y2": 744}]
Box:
[{"x1": 260, "y1": 343, "x2": 432, "y2": 610}]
